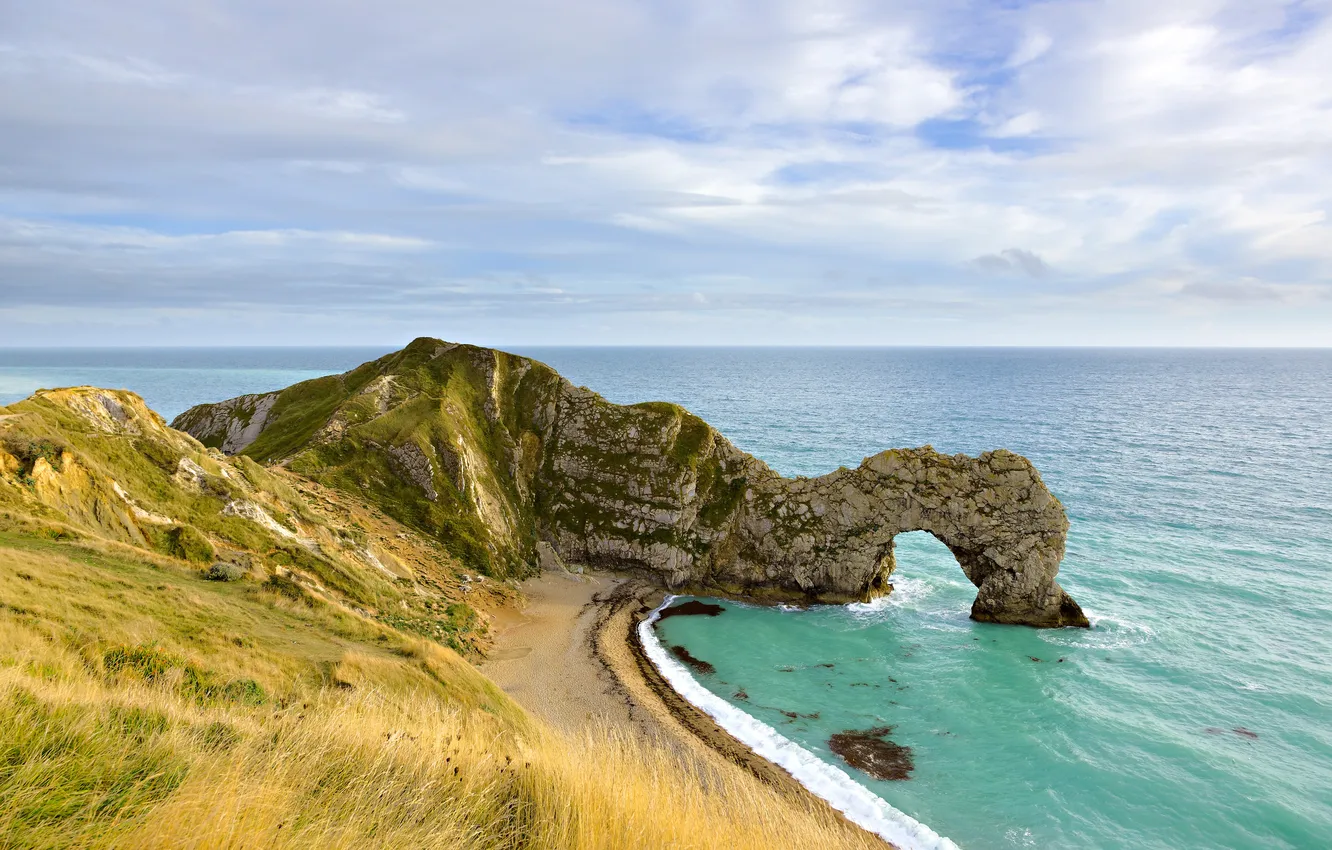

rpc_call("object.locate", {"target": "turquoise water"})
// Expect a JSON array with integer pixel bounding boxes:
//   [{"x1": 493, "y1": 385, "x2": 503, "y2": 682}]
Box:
[
  {"x1": 0, "y1": 348, "x2": 389, "y2": 421},
  {"x1": 3, "y1": 347, "x2": 1330, "y2": 848}
]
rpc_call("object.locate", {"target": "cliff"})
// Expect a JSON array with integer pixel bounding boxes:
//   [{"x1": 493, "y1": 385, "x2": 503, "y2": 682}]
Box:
[
  {"x1": 0, "y1": 386, "x2": 512, "y2": 655},
  {"x1": 173, "y1": 338, "x2": 1087, "y2": 628}
]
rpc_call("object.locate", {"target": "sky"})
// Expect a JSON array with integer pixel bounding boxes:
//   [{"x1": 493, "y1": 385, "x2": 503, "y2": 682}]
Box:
[{"x1": 1, "y1": 0, "x2": 1331, "y2": 346}]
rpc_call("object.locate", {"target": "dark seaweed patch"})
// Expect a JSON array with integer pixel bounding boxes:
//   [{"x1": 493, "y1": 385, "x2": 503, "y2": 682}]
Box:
[
  {"x1": 657, "y1": 600, "x2": 725, "y2": 621},
  {"x1": 828, "y1": 725, "x2": 914, "y2": 781},
  {"x1": 669, "y1": 645, "x2": 716, "y2": 675},
  {"x1": 779, "y1": 709, "x2": 820, "y2": 720}
]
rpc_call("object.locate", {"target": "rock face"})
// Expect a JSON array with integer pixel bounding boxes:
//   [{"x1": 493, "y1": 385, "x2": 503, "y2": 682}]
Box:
[
  {"x1": 173, "y1": 338, "x2": 1088, "y2": 628},
  {"x1": 171, "y1": 392, "x2": 279, "y2": 455}
]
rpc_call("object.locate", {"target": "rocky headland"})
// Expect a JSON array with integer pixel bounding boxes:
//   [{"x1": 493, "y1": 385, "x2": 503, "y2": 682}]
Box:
[{"x1": 173, "y1": 338, "x2": 1087, "y2": 628}]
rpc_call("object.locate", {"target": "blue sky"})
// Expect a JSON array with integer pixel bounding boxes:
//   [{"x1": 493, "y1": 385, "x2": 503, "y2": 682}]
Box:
[{"x1": 1, "y1": 0, "x2": 1330, "y2": 346}]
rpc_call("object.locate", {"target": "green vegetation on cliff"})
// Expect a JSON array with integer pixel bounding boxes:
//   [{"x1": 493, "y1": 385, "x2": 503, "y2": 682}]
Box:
[{"x1": 0, "y1": 386, "x2": 507, "y2": 655}]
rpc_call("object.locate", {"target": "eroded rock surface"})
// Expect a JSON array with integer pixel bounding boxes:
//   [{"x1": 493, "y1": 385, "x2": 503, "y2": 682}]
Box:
[
  {"x1": 172, "y1": 338, "x2": 1088, "y2": 628},
  {"x1": 172, "y1": 391, "x2": 278, "y2": 455}
]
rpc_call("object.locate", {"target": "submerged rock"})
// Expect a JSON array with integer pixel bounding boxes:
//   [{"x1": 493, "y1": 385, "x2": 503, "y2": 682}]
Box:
[{"x1": 173, "y1": 338, "x2": 1088, "y2": 628}]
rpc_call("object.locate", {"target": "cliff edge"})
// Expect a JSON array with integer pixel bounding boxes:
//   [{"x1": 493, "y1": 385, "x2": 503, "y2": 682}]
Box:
[{"x1": 174, "y1": 338, "x2": 1088, "y2": 628}]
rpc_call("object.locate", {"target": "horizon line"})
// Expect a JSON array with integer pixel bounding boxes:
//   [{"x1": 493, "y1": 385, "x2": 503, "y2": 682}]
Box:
[{"x1": 2, "y1": 343, "x2": 1331, "y2": 352}]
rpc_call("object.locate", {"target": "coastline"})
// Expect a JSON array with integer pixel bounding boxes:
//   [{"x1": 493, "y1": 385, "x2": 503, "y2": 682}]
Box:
[{"x1": 482, "y1": 568, "x2": 891, "y2": 847}]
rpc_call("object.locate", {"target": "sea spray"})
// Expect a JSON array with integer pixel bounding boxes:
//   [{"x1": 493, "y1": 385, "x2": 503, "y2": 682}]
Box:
[{"x1": 639, "y1": 596, "x2": 962, "y2": 850}]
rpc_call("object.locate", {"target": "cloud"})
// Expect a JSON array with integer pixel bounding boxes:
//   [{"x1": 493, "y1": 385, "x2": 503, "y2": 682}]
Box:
[
  {"x1": 1176, "y1": 279, "x2": 1330, "y2": 304},
  {"x1": 0, "y1": 0, "x2": 1329, "y2": 345},
  {"x1": 972, "y1": 248, "x2": 1051, "y2": 278}
]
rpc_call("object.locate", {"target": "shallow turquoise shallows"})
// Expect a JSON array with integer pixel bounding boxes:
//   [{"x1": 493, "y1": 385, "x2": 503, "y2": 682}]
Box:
[{"x1": 3, "y1": 347, "x2": 1330, "y2": 849}]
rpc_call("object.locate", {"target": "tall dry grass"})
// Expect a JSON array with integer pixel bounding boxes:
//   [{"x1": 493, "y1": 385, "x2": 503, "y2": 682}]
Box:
[{"x1": 0, "y1": 535, "x2": 882, "y2": 849}]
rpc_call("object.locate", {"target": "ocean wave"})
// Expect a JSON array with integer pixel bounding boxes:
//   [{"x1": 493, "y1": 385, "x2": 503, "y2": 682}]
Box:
[
  {"x1": 846, "y1": 576, "x2": 936, "y2": 615},
  {"x1": 1041, "y1": 609, "x2": 1156, "y2": 650},
  {"x1": 640, "y1": 596, "x2": 962, "y2": 850}
]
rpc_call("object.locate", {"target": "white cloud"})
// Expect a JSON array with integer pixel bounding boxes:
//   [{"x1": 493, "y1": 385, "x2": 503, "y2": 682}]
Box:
[{"x1": 0, "y1": 0, "x2": 1329, "y2": 344}]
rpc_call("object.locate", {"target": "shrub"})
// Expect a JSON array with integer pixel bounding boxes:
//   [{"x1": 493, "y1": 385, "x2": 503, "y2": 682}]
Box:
[
  {"x1": 204, "y1": 562, "x2": 247, "y2": 582},
  {"x1": 219, "y1": 679, "x2": 266, "y2": 706}
]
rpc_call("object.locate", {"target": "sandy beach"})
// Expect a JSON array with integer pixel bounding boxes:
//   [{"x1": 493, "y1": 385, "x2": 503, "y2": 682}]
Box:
[{"x1": 481, "y1": 568, "x2": 889, "y2": 846}]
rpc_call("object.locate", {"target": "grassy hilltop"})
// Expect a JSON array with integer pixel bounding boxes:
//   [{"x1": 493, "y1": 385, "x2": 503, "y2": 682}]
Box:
[{"x1": 0, "y1": 384, "x2": 880, "y2": 847}]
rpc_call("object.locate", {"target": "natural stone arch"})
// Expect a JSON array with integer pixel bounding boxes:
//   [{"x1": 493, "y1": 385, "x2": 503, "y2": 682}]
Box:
[
  {"x1": 720, "y1": 447, "x2": 1090, "y2": 628},
  {"x1": 532, "y1": 385, "x2": 1088, "y2": 627},
  {"x1": 870, "y1": 525, "x2": 1087, "y2": 628}
]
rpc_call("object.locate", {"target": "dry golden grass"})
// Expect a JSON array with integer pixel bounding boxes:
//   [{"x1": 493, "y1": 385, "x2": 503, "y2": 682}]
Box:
[{"x1": 0, "y1": 532, "x2": 881, "y2": 849}]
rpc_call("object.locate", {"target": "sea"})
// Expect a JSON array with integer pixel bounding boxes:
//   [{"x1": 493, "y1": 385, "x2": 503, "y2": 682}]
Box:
[{"x1": 2, "y1": 346, "x2": 1329, "y2": 850}]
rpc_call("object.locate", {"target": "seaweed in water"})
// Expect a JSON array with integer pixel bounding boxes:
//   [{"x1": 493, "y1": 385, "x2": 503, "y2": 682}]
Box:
[
  {"x1": 657, "y1": 600, "x2": 726, "y2": 621},
  {"x1": 780, "y1": 709, "x2": 821, "y2": 720},
  {"x1": 828, "y1": 725, "x2": 915, "y2": 781},
  {"x1": 669, "y1": 645, "x2": 716, "y2": 675}
]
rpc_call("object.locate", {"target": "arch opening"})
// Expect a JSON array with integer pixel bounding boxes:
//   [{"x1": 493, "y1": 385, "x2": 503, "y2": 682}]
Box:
[{"x1": 870, "y1": 530, "x2": 977, "y2": 604}]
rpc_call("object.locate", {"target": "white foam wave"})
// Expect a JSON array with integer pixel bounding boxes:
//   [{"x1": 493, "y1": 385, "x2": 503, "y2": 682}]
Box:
[
  {"x1": 846, "y1": 576, "x2": 935, "y2": 615},
  {"x1": 640, "y1": 596, "x2": 962, "y2": 850},
  {"x1": 1044, "y1": 608, "x2": 1155, "y2": 650}
]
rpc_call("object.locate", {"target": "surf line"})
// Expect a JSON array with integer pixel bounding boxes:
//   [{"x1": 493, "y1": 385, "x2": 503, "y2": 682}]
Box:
[{"x1": 638, "y1": 596, "x2": 962, "y2": 850}]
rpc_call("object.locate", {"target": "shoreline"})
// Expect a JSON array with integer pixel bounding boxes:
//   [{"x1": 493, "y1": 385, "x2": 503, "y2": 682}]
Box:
[{"x1": 482, "y1": 568, "x2": 891, "y2": 847}]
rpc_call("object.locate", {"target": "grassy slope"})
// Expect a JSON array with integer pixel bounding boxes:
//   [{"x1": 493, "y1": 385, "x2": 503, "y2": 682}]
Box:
[
  {"x1": 0, "y1": 388, "x2": 509, "y2": 656},
  {"x1": 227, "y1": 339, "x2": 552, "y2": 581},
  {"x1": 0, "y1": 393, "x2": 881, "y2": 849},
  {"x1": 0, "y1": 530, "x2": 880, "y2": 850}
]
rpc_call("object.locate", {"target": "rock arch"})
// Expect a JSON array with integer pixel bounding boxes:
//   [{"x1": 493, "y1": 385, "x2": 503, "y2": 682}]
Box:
[
  {"x1": 531, "y1": 387, "x2": 1087, "y2": 627},
  {"x1": 719, "y1": 447, "x2": 1090, "y2": 628}
]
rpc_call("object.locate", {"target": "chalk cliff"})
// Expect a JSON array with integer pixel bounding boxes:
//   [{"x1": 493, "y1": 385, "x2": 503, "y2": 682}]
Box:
[{"x1": 173, "y1": 338, "x2": 1088, "y2": 628}]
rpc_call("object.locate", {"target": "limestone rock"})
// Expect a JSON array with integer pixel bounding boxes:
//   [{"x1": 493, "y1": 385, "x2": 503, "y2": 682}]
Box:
[
  {"x1": 173, "y1": 338, "x2": 1088, "y2": 628},
  {"x1": 172, "y1": 391, "x2": 278, "y2": 454}
]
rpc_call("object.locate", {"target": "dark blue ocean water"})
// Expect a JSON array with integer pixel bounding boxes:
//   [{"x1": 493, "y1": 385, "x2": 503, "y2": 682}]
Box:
[{"x1": 2, "y1": 347, "x2": 1330, "y2": 849}]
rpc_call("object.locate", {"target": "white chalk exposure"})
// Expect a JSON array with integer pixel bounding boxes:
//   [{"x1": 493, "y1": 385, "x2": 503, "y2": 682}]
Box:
[{"x1": 638, "y1": 596, "x2": 962, "y2": 850}]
